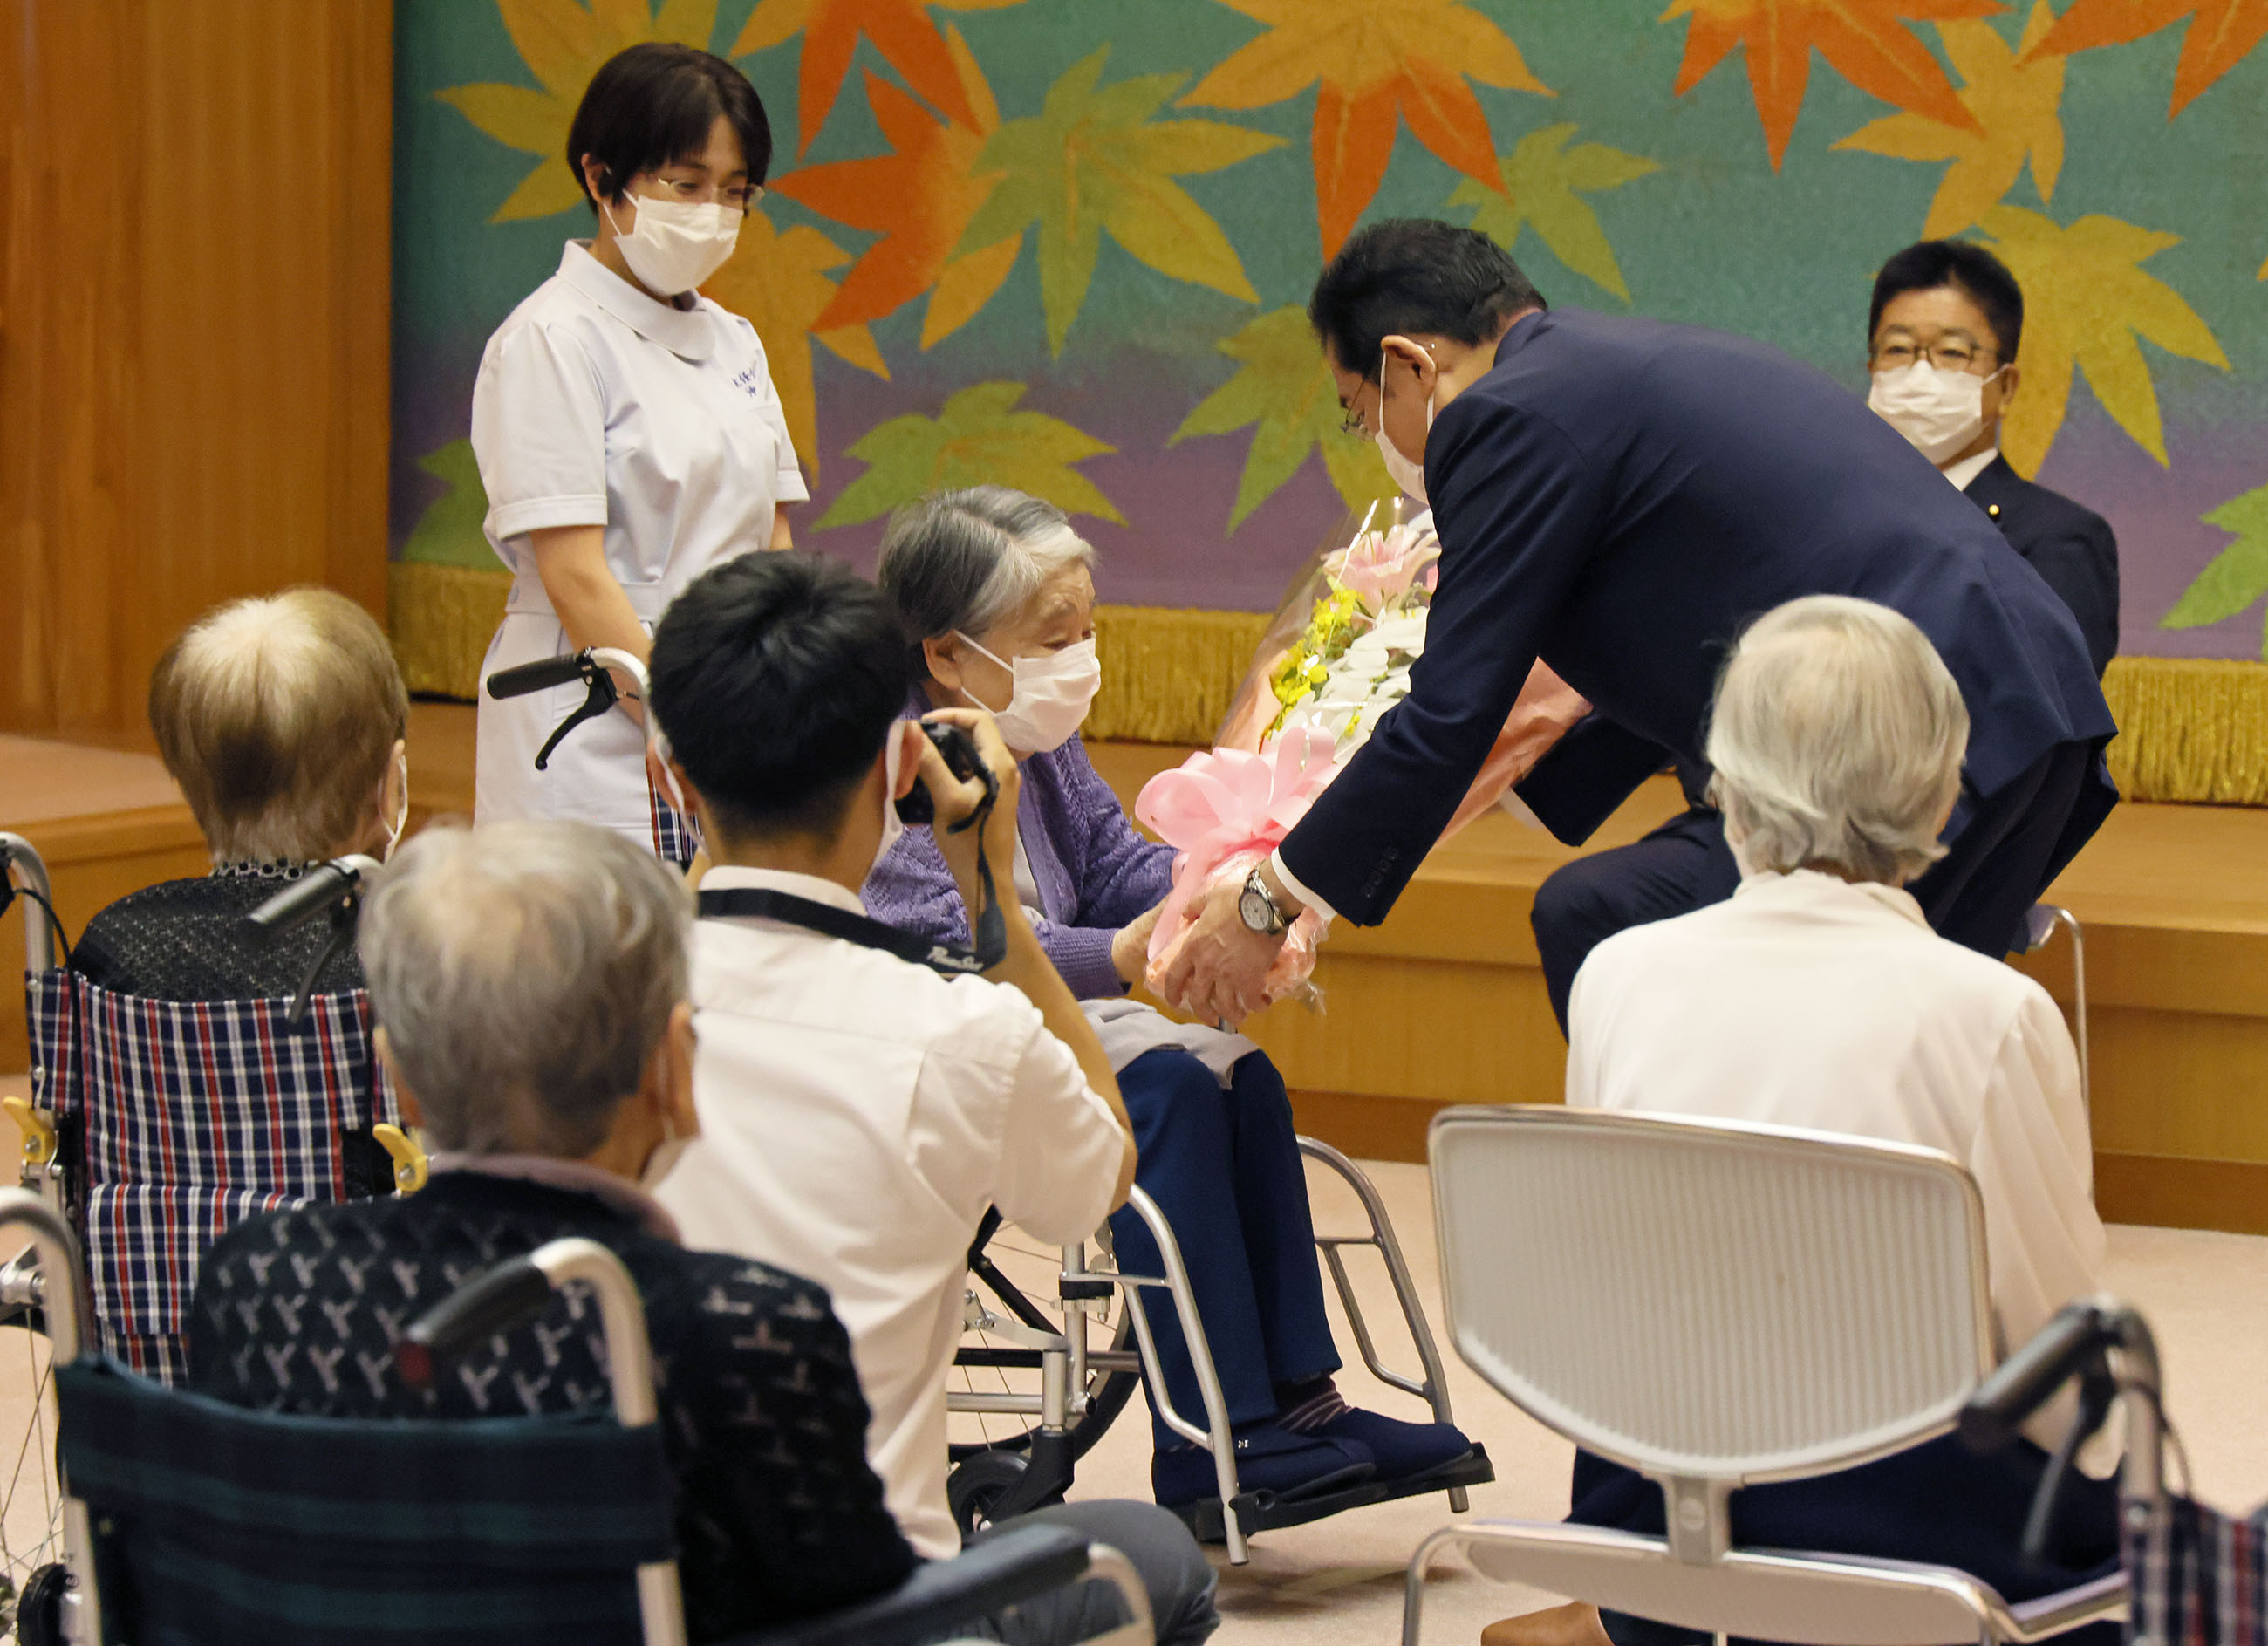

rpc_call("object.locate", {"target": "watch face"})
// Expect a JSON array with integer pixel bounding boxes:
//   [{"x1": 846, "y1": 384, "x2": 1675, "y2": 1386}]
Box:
[{"x1": 1240, "y1": 884, "x2": 1277, "y2": 932}]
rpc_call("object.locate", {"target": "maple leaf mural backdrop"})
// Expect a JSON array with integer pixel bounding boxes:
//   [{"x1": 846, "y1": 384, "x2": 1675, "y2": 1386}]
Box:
[{"x1": 393, "y1": 0, "x2": 2268, "y2": 656}]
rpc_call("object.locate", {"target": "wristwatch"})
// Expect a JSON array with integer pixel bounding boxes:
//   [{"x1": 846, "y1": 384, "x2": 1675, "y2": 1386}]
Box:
[{"x1": 1238, "y1": 866, "x2": 1291, "y2": 936}]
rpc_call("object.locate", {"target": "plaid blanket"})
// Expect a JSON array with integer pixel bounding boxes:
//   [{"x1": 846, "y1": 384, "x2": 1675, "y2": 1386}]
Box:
[
  {"x1": 2128, "y1": 1492, "x2": 2268, "y2": 1646},
  {"x1": 26, "y1": 972, "x2": 398, "y2": 1382}
]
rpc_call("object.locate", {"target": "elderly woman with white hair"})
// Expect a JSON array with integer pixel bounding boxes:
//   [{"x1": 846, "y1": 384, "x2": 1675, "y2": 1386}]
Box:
[
  {"x1": 864, "y1": 487, "x2": 1476, "y2": 1516},
  {"x1": 1486, "y1": 595, "x2": 2115, "y2": 1646},
  {"x1": 189, "y1": 822, "x2": 919, "y2": 1642}
]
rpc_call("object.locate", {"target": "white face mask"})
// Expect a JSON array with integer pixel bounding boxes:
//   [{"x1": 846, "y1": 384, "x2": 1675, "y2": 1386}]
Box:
[
  {"x1": 381, "y1": 749, "x2": 409, "y2": 862},
  {"x1": 640, "y1": 1121, "x2": 691, "y2": 1191},
  {"x1": 1868, "y1": 360, "x2": 2004, "y2": 466},
  {"x1": 603, "y1": 192, "x2": 741, "y2": 296},
  {"x1": 957, "y1": 634, "x2": 1102, "y2": 755},
  {"x1": 1372, "y1": 345, "x2": 1437, "y2": 504},
  {"x1": 875, "y1": 721, "x2": 912, "y2": 871}
]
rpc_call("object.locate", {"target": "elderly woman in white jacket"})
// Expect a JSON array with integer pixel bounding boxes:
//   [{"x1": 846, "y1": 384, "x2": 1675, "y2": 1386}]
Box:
[{"x1": 1487, "y1": 595, "x2": 2114, "y2": 1646}]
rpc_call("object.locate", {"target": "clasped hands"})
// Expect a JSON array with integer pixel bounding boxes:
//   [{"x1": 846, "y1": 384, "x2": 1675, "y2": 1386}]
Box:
[{"x1": 1151, "y1": 874, "x2": 1292, "y2": 1028}]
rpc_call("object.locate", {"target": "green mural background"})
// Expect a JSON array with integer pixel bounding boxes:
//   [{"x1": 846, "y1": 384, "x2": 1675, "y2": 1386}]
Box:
[{"x1": 392, "y1": 0, "x2": 2268, "y2": 659}]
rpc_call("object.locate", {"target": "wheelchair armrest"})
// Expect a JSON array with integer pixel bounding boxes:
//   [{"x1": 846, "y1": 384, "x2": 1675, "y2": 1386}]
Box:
[{"x1": 723, "y1": 1524, "x2": 1093, "y2": 1646}]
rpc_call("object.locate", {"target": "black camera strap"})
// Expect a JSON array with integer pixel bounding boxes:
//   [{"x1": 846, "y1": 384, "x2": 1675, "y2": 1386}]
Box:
[
  {"x1": 698, "y1": 886, "x2": 995, "y2": 975},
  {"x1": 696, "y1": 839, "x2": 1008, "y2": 975}
]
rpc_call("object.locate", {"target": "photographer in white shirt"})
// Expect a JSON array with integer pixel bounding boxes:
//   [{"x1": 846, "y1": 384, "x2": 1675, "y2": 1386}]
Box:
[{"x1": 643, "y1": 551, "x2": 1216, "y2": 1646}]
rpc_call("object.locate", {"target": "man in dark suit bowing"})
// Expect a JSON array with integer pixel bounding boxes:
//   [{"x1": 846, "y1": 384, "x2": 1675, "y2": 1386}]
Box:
[
  {"x1": 1523, "y1": 239, "x2": 2123, "y2": 1033},
  {"x1": 1156, "y1": 218, "x2": 2115, "y2": 1027}
]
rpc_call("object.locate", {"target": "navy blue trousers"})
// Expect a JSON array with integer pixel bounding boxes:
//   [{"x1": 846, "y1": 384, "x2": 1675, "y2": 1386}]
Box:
[
  {"x1": 1530, "y1": 741, "x2": 2101, "y2": 1036},
  {"x1": 1105, "y1": 1048, "x2": 1340, "y2": 1450},
  {"x1": 1569, "y1": 1438, "x2": 2121, "y2": 1646}
]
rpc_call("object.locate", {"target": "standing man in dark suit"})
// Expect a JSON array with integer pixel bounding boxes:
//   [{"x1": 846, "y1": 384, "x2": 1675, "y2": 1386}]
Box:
[
  {"x1": 1523, "y1": 239, "x2": 2122, "y2": 1033},
  {"x1": 1157, "y1": 219, "x2": 2115, "y2": 1027},
  {"x1": 1868, "y1": 239, "x2": 2120, "y2": 674}
]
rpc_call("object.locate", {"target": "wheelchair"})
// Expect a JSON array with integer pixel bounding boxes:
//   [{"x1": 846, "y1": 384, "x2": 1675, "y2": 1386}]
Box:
[
  {"x1": 0, "y1": 837, "x2": 420, "y2": 1641},
  {"x1": 948, "y1": 1142, "x2": 1493, "y2": 1566},
  {"x1": 0, "y1": 1185, "x2": 1152, "y2": 1645},
  {"x1": 490, "y1": 650, "x2": 1495, "y2": 1563}
]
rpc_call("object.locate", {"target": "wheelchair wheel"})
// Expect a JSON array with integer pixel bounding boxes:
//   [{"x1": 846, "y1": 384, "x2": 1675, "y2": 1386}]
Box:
[
  {"x1": 949, "y1": 1215, "x2": 1140, "y2": 1466},
  {"x1": 10, "y1": 1564, "x2": 64, "y2": 1646},
  {"x1": 0, "y1": 1299, "x2": 61, "y2": 1643},
  {"x1": 946, "y1": 1449, "x2": 1029, "y2": 1539}
]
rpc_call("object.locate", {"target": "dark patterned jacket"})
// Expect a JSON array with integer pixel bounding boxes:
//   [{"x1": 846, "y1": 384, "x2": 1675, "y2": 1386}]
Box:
[{"x1": 188, "y1": 1168, "x2": 918, "y2": 1643}]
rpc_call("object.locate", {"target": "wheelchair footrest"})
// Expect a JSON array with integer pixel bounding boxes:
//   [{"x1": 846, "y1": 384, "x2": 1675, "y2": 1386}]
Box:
[{"x1": 1171, "y1": 1443, "x2": 1494, "y2": 1543}]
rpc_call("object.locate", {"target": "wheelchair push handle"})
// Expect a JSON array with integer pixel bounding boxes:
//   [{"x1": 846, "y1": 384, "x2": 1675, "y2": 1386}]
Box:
[
  {"x1": 487, "y1": 645, "x2": 650, "y2": 701},
  {"x1": 1959, "y1": 1300, "x2": 2118, "y2": 1456},
  {"x1": 245, "y1": 854, "x2": 383, "y2": 941},
  {"x1": 394, "y1": 1257, "x2": 555, "y2": 1391}
]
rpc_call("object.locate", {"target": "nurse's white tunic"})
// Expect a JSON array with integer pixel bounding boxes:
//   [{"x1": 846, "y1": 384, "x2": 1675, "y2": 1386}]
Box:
[{"x1": 470, "y1": 241, "x2": 808, "y2": 847}]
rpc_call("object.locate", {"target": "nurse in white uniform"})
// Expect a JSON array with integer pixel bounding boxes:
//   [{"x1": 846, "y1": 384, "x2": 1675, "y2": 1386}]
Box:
[{"x1": 472, "y1": 42, "x2": 805, "y2": 860}]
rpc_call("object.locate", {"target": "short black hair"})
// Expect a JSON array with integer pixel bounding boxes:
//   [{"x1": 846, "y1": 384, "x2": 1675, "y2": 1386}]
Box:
[
  {"x1": 649, "y1": 555, "x2": 905, "y2": 839},
  {"x1": 1308, "y1": 218, "x2": 1546, "y2": 381},
  {"x1": 566, "y1": 42, "x2": 772, "y2": 208},
  {"x1": 1868, "y1": 240, "x2": 2024, "y2": 359}
]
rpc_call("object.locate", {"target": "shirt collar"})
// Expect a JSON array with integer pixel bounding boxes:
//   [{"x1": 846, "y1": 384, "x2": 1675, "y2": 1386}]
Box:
[
  {"x1": 557, "y1": 240, "x2": 715, "y2": 362},
  {"x1": 1732, "y1": 866, "x2": 1930, "y2": 929},
  {"x1": 700, "y1": 864, "x2": 868, "y2": 917},
  {"x1": 428, "y1": 1152, "x2": 682, "y2": 1243},
  {"x1": 1941, "y1": 447, "x2": 1999, "y2": 493}
]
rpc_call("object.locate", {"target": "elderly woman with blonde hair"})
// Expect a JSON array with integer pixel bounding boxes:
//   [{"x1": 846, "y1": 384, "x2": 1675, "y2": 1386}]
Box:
[
  {"x1": 70, "y1": 588, "x2": 411, "y2": 1002},
  {"x1": 1486, "y1": 595, "x2": 2116, "y2": 1646}
]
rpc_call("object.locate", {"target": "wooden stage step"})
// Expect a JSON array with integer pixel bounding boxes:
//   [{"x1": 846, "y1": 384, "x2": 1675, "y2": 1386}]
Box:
[
  {"x1": 6, "y1": 705, "x2": 2267, "y2": 1233},
  {"x1": 1083, "y1": 742, "x2": 2268, "y2": 1238}
]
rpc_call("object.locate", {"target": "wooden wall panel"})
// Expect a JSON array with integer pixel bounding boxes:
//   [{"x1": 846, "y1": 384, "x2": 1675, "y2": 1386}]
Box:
[{"x1": 0, "y1": 0, "x2": 391, "y2": 741}]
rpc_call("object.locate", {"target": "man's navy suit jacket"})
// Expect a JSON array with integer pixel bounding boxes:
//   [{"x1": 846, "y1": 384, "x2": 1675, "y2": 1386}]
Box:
[
  {"x1": 1965, "y1": 455, "x2": 2120, "y2": 678},
  {"x1": 1278, "y1": 307, "x2": 2118, "y2": 926}
]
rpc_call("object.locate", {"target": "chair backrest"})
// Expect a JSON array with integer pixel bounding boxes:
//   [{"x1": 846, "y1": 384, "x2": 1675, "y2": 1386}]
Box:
[
  {"x1": 58, "y1": 1355, "x2": 675, "y2": 1644},
  {"x1": 1429, "y1": 1106, "x2": 1992, "y2": 1489},
  {"x1": 26, "y1": 970, "x2": 399, "y2": 1382}
]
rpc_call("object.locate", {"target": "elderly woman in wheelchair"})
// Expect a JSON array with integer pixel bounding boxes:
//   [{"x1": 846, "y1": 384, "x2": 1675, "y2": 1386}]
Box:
[
  {"x1": 186, "y1": 821, "x2": 929, "y2": 1641},
  {"x1": 16, "y1": 591, "x2": 415, "y2": 1383},
  {"x1": 864, "y1": 487, "x2": 1478, "y2": 1515}
]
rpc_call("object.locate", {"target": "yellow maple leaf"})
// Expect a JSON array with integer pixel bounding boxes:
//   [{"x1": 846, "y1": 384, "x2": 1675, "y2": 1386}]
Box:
[
  {"x1": 439, "y1": 0, "x2": 720, "y2": 222},
  {"x1": 1834, "y1": 1, "x2": 2064, "y2": 237},
  {"x1": 1447, "y1": 124, "x2": 1658, "y2": 303},
  {"x1": 700, "y1": 212, "x2": 888, "y2": 479},
  {"x1": 1972, "y1": 205, "x2": 2229, "y2": 474}
]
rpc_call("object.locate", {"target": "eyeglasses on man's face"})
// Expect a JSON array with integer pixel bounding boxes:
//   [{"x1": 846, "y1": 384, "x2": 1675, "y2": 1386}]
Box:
[{"x1": 1871, "y1": 338, "x2": 1996, "y2": 374}]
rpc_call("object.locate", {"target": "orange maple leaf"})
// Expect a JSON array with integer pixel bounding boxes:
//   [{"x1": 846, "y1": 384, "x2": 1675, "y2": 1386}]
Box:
[
  {"x1": 1663, "y1": 0, "x2": 1999, "y2": 168},
  {"x1": 2023, "y1": 0, "x2": 2268, "y2": 116},
  {"x1": 1180, "y1": 0, "x2": 1552, "y2": 258},
  {"x1": 769, "y1": 25, "x2": 1015, "y2": 345},
  {"x1": 730, "y1": 0, "x2": 1022, "y2": 156}
]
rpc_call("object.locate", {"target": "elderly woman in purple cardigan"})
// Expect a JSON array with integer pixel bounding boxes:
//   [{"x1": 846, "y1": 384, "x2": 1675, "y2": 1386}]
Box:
[{"x1": 864, "y1": 486, "x2": 1474, "y2": 1517}]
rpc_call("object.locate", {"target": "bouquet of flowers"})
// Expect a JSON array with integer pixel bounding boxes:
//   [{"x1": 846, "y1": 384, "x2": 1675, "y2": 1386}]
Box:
[{"x1": 1141, "y1": 499, "x2": 1594, "y2": 1014}]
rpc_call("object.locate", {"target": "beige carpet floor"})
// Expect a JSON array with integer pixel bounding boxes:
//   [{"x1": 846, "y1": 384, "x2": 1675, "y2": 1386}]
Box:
[{"x1": 1049, "y1": 1159, "x2": 2268, "y2": 1646}]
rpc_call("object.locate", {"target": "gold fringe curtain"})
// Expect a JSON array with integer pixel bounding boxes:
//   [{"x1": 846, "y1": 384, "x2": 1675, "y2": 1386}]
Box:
[
  {"x1": 387, "y1": 563, "x2": 2268, "y2": 805},
  {"x1": 390, "y1": 563, "x2": 507, "y2": 699},
  {"x1": 2101, "y1": 655, "x2": 2268, "y2": 806}
]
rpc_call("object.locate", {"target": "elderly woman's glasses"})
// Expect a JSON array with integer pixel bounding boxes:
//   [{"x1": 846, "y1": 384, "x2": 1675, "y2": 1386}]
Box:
[{"x1": 1872, "y1": 338, "x2": 1994, "y2": 373}]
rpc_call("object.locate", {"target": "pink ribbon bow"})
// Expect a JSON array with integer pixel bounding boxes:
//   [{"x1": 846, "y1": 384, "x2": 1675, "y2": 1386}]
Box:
[{"x1": 1133, "y1": 727, "x2": 1337, "y2": 966}]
